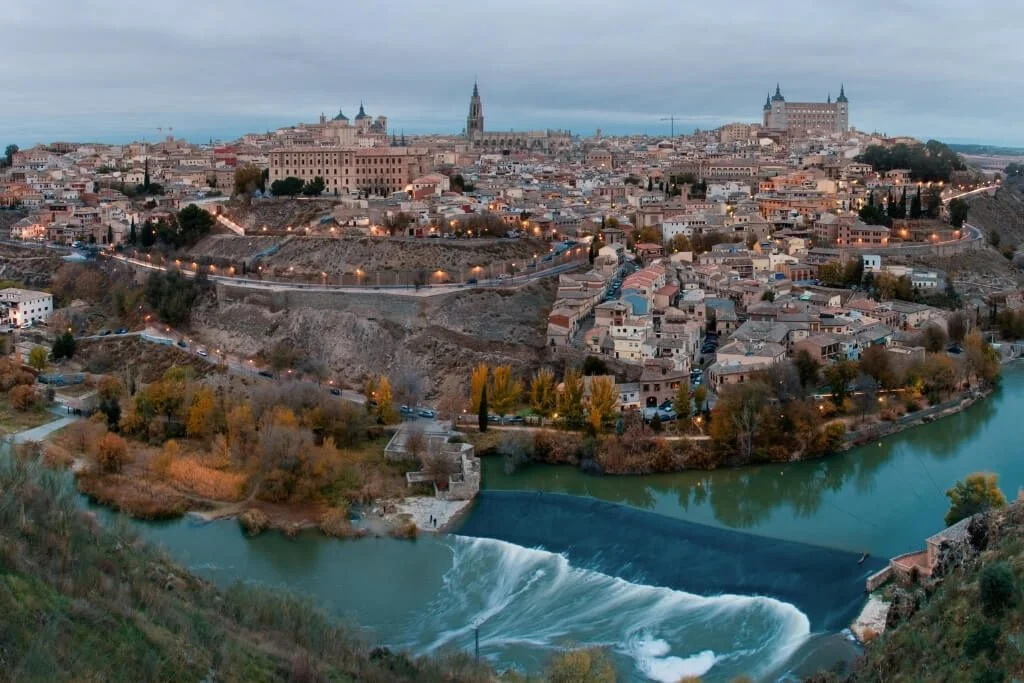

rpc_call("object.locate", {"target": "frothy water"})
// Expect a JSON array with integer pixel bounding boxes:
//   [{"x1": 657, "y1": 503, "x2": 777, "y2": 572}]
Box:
[{"x1": 397, "y1": 536, "x2": 810, "y2": 681}]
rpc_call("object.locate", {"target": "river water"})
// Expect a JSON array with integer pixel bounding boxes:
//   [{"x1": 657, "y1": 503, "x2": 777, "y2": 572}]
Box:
[{"x1": 123, "y1": 365, "x2": 1024, "y2": 682}]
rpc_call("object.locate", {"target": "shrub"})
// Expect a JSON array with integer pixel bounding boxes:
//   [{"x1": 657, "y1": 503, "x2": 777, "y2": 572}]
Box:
[
  {"x1": 166, "y1": 457, "x2": 246, "y2": 501},
  {"x1": 238, "y1": 508, "x2": 270, "y2": 536},
  {"x1": 964, "y1": 622, "x2": 1000, "y2": 659},
  {"x1": 95, "y1": 432, "x2": 128, "y2": 473},
  {"x1": 980, "y1": 561, "x2": 1016, "y2": 617},
  {"x1": 9, "y1": 384, "x2": 37, "y2": 411}
]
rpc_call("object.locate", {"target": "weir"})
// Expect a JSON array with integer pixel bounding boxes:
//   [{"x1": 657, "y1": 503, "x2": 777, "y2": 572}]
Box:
[{"x1": 454, "y1": 490, "x2": 885, "y2": 631}]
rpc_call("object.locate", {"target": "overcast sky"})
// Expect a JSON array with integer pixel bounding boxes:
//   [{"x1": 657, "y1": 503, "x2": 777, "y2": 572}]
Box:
[{"x1": 4, "y1": 0, "x2": 1024, "y2": 146}]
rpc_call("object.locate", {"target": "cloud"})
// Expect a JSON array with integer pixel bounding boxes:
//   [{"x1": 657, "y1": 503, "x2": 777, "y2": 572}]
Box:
[{"x1": 4, "y1": 0, "x2": 1024, "y2": 144}]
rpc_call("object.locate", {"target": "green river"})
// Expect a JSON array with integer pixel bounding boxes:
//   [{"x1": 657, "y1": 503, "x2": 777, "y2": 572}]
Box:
[{"x1": 119, "y1": 365, "x2": 1023, "y2": 682}]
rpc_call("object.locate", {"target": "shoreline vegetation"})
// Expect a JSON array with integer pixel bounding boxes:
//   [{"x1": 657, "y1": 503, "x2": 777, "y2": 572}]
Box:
[
  {"x1": 5, "y1": 328, "x2": 1005, "y2": 543},
  {"x1": 471, "y1": 333, "x2": 1003, "y2": 479}
]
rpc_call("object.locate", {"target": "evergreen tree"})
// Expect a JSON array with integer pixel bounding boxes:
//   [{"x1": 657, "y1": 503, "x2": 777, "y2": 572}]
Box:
[
  {"x1": 106, "y1": 225, "x2": 113, "y2": 245},
  {"x1": 128, "y1": 218, "x2": 137, "y2": 245},
  {"x1": 143, "y1": 158, "x2": 150, "y2": 191},
  {"x1": 478, "y1": 384, "x2": 488, "y2": 432},
  {"x1": 140, "y1": 220, "x2": 156, "y2": 248},
  {"x1": 647, "y1": 177, "x2": 653, "y2": 191},
  {"x1": 899, "y1": 187, "x2": 908, "y2": 218},
  {"x1": 910, "y1": 187, "x2": 923, "y2": 219}
]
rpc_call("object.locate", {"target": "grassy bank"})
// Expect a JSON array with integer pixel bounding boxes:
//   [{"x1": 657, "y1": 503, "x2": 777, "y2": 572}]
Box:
[{"x1": 0, "y1": 455, "x2": 493, "y2": 682}]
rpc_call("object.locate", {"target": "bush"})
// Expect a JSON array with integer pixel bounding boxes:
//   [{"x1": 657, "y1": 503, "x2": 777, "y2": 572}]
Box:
[
  {"x1": 980, "y1": 561, "x2": 1016, "y2": 617},
  {"x1": 95, "y1": 432, "x2": 128, "y2": 473},
  {"x1": 166, "y1": 457, "x2": 246, "y2": 501},
  {"x1": 9, "y1": 384, "x2": 37, "y2": 411},
  {"x1": 964, "y1": 622, "x2": 1000, "y2": 659}
]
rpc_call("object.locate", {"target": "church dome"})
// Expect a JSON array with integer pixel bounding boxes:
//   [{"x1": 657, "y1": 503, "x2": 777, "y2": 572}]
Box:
[
  {"x1": 333, "y1": 109, "x2": 348, "y2": 121},
  {"x1": 354, "y1": 103, "x2": 369, "y2": 120}
]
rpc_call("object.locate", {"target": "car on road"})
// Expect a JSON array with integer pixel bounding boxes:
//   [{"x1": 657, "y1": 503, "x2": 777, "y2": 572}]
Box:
[
  {"x1": 258, "y1": 370, "x2": 274, "y2": 378},
  {"x1": 115, "y1": 327, "x2": 128, "y2": 334},
  {"x1": 501, "y1": 415, "x2": 525, "y2": 424},
  {"x1": 99, "y1": 329, "x2": 111, "y2": 336},
  {"x1": 329, "y1": 388, "x2": 342, "y2": 396},
  {"x1": 497, "y1": 273, "x2": 511, "y2": 280},
  {"x1": 417, "y1": 408, "x2": 436, "y2": 418},
  {"x1": 466, "y1": 278, "x2": 478, "y2": 285},
  {"x1": 400, "y1": 405, "x2": 414, "y2": 416},
  {"x1": 488, "y1": 414, "x2": 501, "y2": 423},
  {"x1": 542, "y1": 254, "x2": 554, "y2": 262},
  {"x1": 176, "y1": 340, "x2": 187, "y2": 348},
  {"x1": 196, "y1": 347, "x2": 208, "y2": 357}
]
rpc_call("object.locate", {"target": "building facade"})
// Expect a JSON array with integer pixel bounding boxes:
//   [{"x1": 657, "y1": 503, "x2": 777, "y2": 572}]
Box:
[
  {"x1": 0, "y1": 288, "x2": 53, "y2": 327},
  {"x1": 267, "y1": 146, "x2": 430, "y2": 196},
  {"x1": 762, "y1": 84, "x2": 849, "y2": 134}
]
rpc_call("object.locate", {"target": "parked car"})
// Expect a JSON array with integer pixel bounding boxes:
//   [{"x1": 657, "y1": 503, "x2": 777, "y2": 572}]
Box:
[
  {"x1": 329, "y1": 388, "x2": 342, "y2": 396},
  {"x1": 99, "y1": 329, "x2": 112, "y2": 336},
  {"x1": 418, "y1": 408, "x2": 436, "y2": 418},
  {"x1": 488, "y1": 414, "x2": 501, "y2": 423},
  {"x1": 466, "y1": 277, "x2": 478, "y2": 285},
  {"x1": 176, "y1": 340, "x2": 187, "y2": 348},
  {"x1": 258, "y1": 370, "x2": 274, "y2": 378},
  {"x1": 115, "y1": 327, "x2": 128, "y2": 334},
  {"x1": 502, "y1": 415, "x2": 525, "y2": 424},
  {"x1": 400, "y1": 405, "x2": 413, "y2": 415},
  {"x1": 196, "y1": 347, "x2": 208, "y2": 357}
]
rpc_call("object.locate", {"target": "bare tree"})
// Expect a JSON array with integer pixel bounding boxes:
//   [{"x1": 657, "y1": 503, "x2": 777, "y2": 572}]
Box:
[
  {"x1": 404, "y1": 424, "x2": 428, "y2": 462},
  {"x1": 392, "y1": 367, "x2": 425, "y2": 411},
  {"x1": 436, "y1": 375, "x2": 466, "y2": 429}
]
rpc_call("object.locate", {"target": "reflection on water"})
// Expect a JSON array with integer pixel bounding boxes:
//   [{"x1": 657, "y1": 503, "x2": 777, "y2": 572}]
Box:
[{"x1": 483, "y1": 366, "x2": 1023, "y2": 558}]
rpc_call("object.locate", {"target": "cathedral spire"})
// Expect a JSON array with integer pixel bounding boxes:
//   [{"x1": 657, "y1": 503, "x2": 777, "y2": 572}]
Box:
[{"x1": 836, "y1": 83, "x2": 848, "y2": 103}]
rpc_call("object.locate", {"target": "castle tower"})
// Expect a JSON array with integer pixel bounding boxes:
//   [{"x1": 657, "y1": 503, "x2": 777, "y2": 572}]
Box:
[
  {"x1": 762, "y1": 94, "x2": 771, "y2": 128},
  {"x1": 835, "y1": 84, "x2": 849, "y2": 133},
  {"x1": 769, "y1": 83, "x2": 787, "y2": 130},
  {"x1": 466, "y1": 81, "x2": 484, "y2": 139}
]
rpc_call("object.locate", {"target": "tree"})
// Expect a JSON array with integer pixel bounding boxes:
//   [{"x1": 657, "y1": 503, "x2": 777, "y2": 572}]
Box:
[
  {"x1": 186, "y1": 387, "x2": 217, "y2": 439},
  {"x1": 672, "y1": 381, "x2": 691, "y2": 420},
  {"x1": 301, "y1": 176, "x2": 326, "y2": 197},
  {"x1": 963, "y1": 331, "x2": 1001, "y2": 386},
  {"x1": 980, "y1": 561, "x2": 1017, "y2": 617},
  {"x1": 586, "y1": 376, "x2": 617, "y2": 434},
  {"x1": 270, "y1": 176, "x2": 304, "y2": 197},
  {"x1": 176, "y1": 204, "x2": 214, "y2": 245},
  {"x1": 693, "y1": 384, "x2": 708, "y2": 414},
  {"x1": 945, "y1": 473, "x2": 1006, "y2": 526},
  {"x1": 106, "y1": 224, "x2": 114, "y2": 245},
  {"x1": 947, "y1": 311, "x2": 968, "y2": 344},
  {"x1": 95, "y1": 432, "x2": 129, "y2": 473},
  {"x1": 469, "y1": 363, "x2": 489, "y2": 413},
  {"x1": 922, "y1": 324, "x2": 949, "y2": 353},
  {"x1": 710, "y1": 381, "x2": 770, "y2": 462},
  {"x1": 489, "y1": 365, "x2": 523, "y2": 417},
  {"x1": 581, "y1": 355, "x2": 608, "y2": 376},
  {"x1": 478, "y1": 384, "x2": 488, "y2": 432},
  {"x1": 859, "y1": 345, "x2": 897, "y2": 389},
  {"x1": 374, "y1": 375, "x2": 397, "y2": 424},
  {"x1": 924, "y1": 186, "x2": 942, "y2": 219},
  {"x1": 9, "y1": 385, "x2": 37, "y2": 411},
  {"x1": 793, "y1": 349, "x2": 821, "y2": 390},
  {"x1": 824, "y1": 360, "x2": 859, "y2": 404},
  {"x1": 233, "y1": 164, "x2": 264, "y2": 196},
  {"x1": 140, "y1": 220, "x2": 156, "y2": 248},
  {"x1": 27, "y1": 346, "x2": 47, "y2": 371},
  {"x1": 436, "y1": 375, "x2": 466, "y2": 429},
  {"x1": 909, "y1": 186, "x2": 923, "y2": 219},
  {"x1": 529, "y1": 369, "x2": 557, "y2": 418},
  {"x1": 547, "y1": 648, "x2": 615, "y2": 683},
  {"x1": 51, "y1": 331, "x2": 76, "y2": 361},
  {"x1": 4, "y1": 144, "x2": 17, "y2": 166},
  {"x1": 557, "y1": 369, "x2": 586, "y2": 429},
  {"x1": 948, "y1": 197, "x2": 969, "y2": 228}
]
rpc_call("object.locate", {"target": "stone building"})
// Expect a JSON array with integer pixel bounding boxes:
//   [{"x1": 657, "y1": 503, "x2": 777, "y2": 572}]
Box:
[
  {"x1": 762, "y1": 84, "x2": 849, "y2": 134},
  {"x1": 267, "y1": 146, "x2": 430, "y2": 196}
]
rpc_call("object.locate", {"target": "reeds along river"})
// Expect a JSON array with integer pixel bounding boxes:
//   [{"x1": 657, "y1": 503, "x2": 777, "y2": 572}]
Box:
[{"x1": 111, "y1": 364, "x2": 1024, "y2": 681}]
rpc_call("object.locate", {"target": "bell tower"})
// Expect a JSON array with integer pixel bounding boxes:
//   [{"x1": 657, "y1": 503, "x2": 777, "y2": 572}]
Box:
[{"x1": 466, "y1": 80, "x2": 484, "y2": 139}]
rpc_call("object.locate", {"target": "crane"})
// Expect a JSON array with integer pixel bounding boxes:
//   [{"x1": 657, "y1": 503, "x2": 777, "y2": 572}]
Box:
[{"x1": 660, "y1": 115, "x2": 680, "y2": 138}]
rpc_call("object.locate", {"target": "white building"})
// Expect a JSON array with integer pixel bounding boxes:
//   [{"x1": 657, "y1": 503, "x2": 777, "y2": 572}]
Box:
[
  {"x1": 0, "y1": 288, "x2": 53, "y2": 327},
  {"x1": 862, "y1": 254, "x2": 881, "y2": 273}
]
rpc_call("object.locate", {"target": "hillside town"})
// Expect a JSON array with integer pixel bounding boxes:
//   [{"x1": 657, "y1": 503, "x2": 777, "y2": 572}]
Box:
[{"x1": 0, "y1": 82, "x2": 1010, "y2": 423}]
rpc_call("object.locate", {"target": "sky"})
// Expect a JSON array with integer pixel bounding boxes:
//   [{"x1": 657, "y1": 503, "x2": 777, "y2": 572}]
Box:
[{"x1": 3, "y1": 0, "x2": 1024, "y2": 147}]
